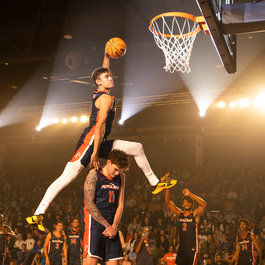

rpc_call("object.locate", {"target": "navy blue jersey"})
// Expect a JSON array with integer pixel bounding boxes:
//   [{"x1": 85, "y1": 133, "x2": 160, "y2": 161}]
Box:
[
  {"x1": 238, "y1": 232, "x2": 255, "y2": 263},
  {"x1": 66, "y1": 228, "x2": 81, "y2": 259},
  {"x1": 48, "y1": 232, "x2": 64, "y2": 259},
  {"x1": 89, "y1": 91, "x2": 116, "y2": 139},
  {"x1": 87, "y1": 169, "x2": 121, "y2": 230},
  {"x1": 177, "y1": 212, "x2": 199, "y2": 253}
]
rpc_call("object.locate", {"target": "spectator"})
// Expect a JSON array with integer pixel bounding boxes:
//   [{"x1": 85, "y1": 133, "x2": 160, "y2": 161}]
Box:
[
  {"x1": 16, "y1": 243, "x2": 26, "y2": 265},
  {"x1": 212, "y1": 252, "x2": 228, "y2": 265},
  {"x1": 217, "y1": 234, "x2": 232, "y2": 256},
  {"x1": 126, "y1": 232, "x2": 139, "y2": 265},
  {"x1": 134, "y1": 227, "x2": 155, "y2": 265},
  {"x1": 163, "y1": 245, "x2": 177, "y2": 265},
  {"x1": 200, "y1": 233, "x2": 217, "y2": 264}
]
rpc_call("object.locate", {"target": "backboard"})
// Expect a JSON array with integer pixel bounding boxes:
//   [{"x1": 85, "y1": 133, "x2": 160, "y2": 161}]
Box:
[
  {"x1": 196, "y1": 0, "x2": 265, "y2": 74},
  {"x1": 196, "y1": 0, "x2": 237, "y2": 74}
]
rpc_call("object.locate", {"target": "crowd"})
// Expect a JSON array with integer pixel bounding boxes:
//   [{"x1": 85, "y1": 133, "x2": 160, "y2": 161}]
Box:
[{"x1": 1, "y1": 162, "x2": 265, "y2": 265}]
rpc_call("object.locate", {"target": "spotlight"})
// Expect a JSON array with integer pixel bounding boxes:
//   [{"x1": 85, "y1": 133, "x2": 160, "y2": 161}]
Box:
[
  {"x1": 229, "y1": 101, "x2": 236, "y2": 108},
  {"x1": 36, "y1": 126, "x2": 42, "y2": 131},
  {"x1": 52, "y1": 117, "x2": 60, "y2": 124},
  {"x1": 217, "y1": 101, "x2": 226, "y2": 108},
  {"x1": 119, "y1": 119, "x2": 125, "y2": 125},
  {"x1": 239, "y1": 98, "x2": 250, "y2": 108},
  {"x1": 199, "y1": 110, "x2": 206, "y2": 117},
  {"x1": 62, "y1": 118, "x2": 68, "y2": 124},
  {"x1": 70, "y1": 116, "x2": 78, "y2": 123},
  {"x1": 80, "y1": 115, "x2": 88, "y2": 123}
]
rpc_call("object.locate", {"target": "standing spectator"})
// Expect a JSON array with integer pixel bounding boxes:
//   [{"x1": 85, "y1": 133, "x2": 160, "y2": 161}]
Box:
[
  {"x1": 163, "y1": 245, "x2": 177, "y2": 265},
  {"x1": 126, "y1": 232, "x2": 138, "y2": 265},
  {"x1": 25, "y1": 233, "x2": 35, "y2": 252},
  {"x1": 135, "y1": 227, "x2": 155, "y2": 265},
  {"x1": 14, "y1": 234, "x2": 25, "y2": 251}
]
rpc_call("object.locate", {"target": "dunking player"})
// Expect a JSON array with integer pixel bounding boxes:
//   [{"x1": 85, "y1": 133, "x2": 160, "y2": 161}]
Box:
[
  {"x1": 165, "y1": 188, "x2": 206, "y2": 265},
  {"x1": 27, "y1": 48, "x2": 176, "y2": 231},
  {"x1": 226, "y1": 218, "x2": 262, "y2": 265},
  {"x1": 66, "y1": 218, "x2": 82, "y2": 265},
  {"x1": 43, "y1": 220, "x2": 67, "y2": 265},
  {"x1": 0, "y1": 214, "x2": 15, "y2": 265},
  {"x1": 82, "y1": 149, "x2": 127, "y2": 265}
]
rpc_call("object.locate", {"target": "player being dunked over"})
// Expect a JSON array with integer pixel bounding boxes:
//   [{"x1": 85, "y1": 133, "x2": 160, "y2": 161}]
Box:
[
  {"x1": 165, "y1": 188, "x2": 206, "y2": 265},
  {"x1": 26, "y1": 47, "x2": 177, "y2": 231}
]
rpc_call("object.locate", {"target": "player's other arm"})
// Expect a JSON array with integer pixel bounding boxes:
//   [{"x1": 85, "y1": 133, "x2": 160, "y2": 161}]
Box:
[
  {"x1": 63, "y1": 233, "x2": 68, "y2": 265},
  {"x1": 84, "y1": 169, "x2": 111, "y2": 228},
  {"x1": 182, "y1": 189, "x2": 207, "y2": 219},
  {"x1": 90, "y1": 95, "x2": 113, "y2": 169},
  {"x1": 43, "y1": 233, "x2": 51, "y2": 265},
  {"x1": 103, "y1": 173, "x2": 125, "y2": 239},
  {"x1": 165, "y1": 189, "x2": 182, "y2": 217},
  {"x1": 226, "y1": 236, "x2": 240, "y2": 264},
  {"x1": 251, "y1": 233, "x2": 262, "y2": 264}
]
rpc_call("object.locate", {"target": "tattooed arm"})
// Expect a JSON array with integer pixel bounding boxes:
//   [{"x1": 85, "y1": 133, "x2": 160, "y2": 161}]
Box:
[{"x1": 84, "y1": 169, "x2": 110, "y2": 228}]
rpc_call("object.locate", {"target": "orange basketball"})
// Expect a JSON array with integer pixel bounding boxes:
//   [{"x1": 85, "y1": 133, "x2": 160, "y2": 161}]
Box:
[{"x1": 105, "y1": 37, "x2": 127, "y2": 59}]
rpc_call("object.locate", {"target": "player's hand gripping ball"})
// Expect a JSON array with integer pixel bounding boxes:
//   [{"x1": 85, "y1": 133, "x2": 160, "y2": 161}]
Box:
[{"x1": 105, "y1": 37, "x2": 127, "y2": 59}]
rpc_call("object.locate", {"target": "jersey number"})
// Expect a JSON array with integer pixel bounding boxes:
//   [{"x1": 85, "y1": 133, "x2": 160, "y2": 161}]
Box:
[
  {"x1": 71, "y1": 238, "x2": 76, "y2": 244},
  {"x1": 182, "y1": 223, "x2": 187, "y2": 231},
  {"x1": 109, "y1": 191, "x2": 115, "y2": 203},
  {"x1": 241, "y1": 244, "x2": 248, "y2": 251},
  {"x1": 55, "y1": 243, "x2": 60, "y2": 249}
]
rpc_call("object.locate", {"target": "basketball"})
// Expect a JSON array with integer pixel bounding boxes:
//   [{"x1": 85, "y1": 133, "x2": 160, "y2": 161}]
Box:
[{"x1": 105, "y1": 37, "x2": 127, "y2": 59}]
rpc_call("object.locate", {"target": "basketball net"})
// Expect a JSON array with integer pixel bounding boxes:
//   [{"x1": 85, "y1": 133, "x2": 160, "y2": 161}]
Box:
[{"x1": 149, "y1": 12, "x2": 204, "y2": 74}]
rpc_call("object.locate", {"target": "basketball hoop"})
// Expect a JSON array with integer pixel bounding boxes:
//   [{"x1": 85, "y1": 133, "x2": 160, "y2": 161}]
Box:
[{"x1": 149, "y1": 12, "x2": 208, "y2": 73}]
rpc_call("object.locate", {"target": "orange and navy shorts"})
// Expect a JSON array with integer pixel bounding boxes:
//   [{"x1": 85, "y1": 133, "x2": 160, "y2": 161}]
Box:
[
  {"x1": 82, "y1": 207, "x2": 123, "y2": 261},
  {"x1": 70, "y1": 126, "x2": 114, "y2": 167}
]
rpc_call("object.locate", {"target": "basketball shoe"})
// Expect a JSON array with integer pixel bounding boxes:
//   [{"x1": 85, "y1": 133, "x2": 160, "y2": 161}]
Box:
[{"x1": 26, "y1": 214, "x2": 45, "y2": 232}]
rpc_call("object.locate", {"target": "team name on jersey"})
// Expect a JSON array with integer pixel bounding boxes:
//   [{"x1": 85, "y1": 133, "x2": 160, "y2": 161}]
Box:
[
  {"x1": 101, "y1": 183, "x2": 120, "y2": 190},
  {"x1": 239, "y1": 240, "x2": 250, "y2": 244},
  {"x1": 166, "y1": 255, "x2": 177, "y2": 260},
  {"x1": 179, "y1": 218, "x2": 193, "y2": 222},
  {"x1": 68, "y1": 235, "x2": 79, "y2": 239},
  {"x1": 51, "y1": 239, "x2": 64, "y2": 243}
]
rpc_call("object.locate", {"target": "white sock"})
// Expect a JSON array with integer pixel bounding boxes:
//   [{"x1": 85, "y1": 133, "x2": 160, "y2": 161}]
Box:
[
  {"x1": 34, "y1": 161, "x2": 84, "y2": 215},
  {"x1": 112, "y1": 140, "x2": 159, "y2": 186}
]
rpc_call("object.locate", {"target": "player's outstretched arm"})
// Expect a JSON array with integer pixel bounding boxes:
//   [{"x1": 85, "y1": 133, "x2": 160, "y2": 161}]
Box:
[
  {"x1": 102, "y1": 49, "x2": 111, "y2": 68},
  {"x1": 165, "y1": 189, "x2": 182, "y2": 216},
  {"x1": 90, "y1": 94, "x2": 113, "y2": 169},
  {"x1": 84, "y1": 169, "x2": 111, "y2": 228},
  {"x1": 182, "y1": 189, "x2": 207, "y2": 218},
  {"x1": 251, "y1": 233, "x2": 262, "y2": 264}
]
